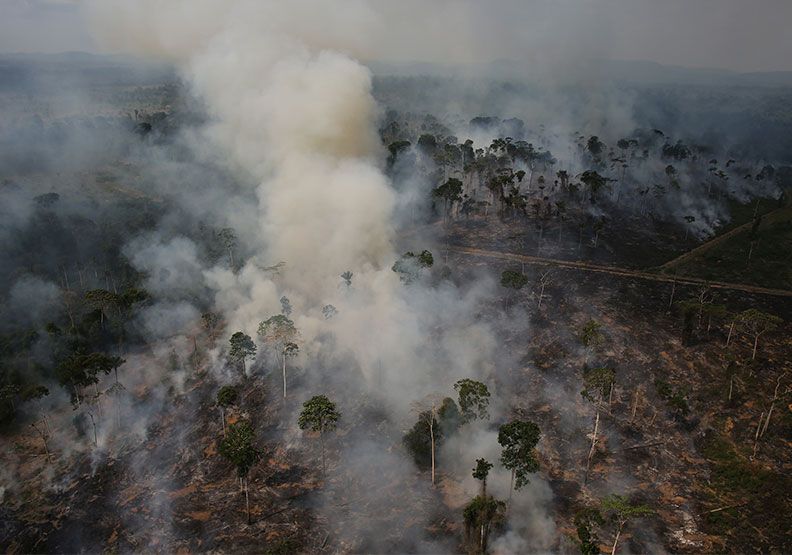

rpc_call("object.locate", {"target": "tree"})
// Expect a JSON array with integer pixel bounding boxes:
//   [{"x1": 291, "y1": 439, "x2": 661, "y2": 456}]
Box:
[
  {"x1": 433, "y1": 178, "x2": 464, "y2": 219},
  {"x1": 201, "y1": 311, "x2": 222, "y2": 341},
  {"x1": 257, "y1": 315, "x2": 299, "y2": 398},
  {"x1": 298, "y1": 395, "x2": 340, "y2": 476},
  {"x1": 84, "y1": 288, "x2": 118, "y2": 326},
  {"x1": 454, "y1": 379, "x2": 490, "y2": 423},
  {"x1": 600, "y1": 494, "x2": 652, "y2": 554},
  {"x1": 579, "y1": 319, "x2": 604, "y2": 362},
  {"x1": 586, "y1": 136, "x2": 605, "y2": 159},
  {"x1": 392, "y1": 250, "x2": 434, "y2": 284},
  {"x1": 581, "y1": 366, "x2": 616, "y2": 481},
  {"x1": 736, "y1": 309, "x2": 782, "y2": 360},
  {"x1": 341, "y1": 271, "x2": 353, "y2": 288},
  {"x1": 498, "y1": 420, "x2": 541, "y2": 499},
  {"x1": 228, "y1": 332, "x2": 256, "y2": 374},
  {"x1": 574, "y1": 507, "x2": 605, "y2": 555},
  {"x1": 217, "y1": 227, "x2": 237, "y2": 268},
  {"x1": 472, "y1": 458, "x2": 493, "y2": 497},
  {"x1": 55, "y1": 352, "x2": 124, "y2": 406},
  {"x1": 403, "y1": 397, "x2": 460, "y2": 485},
  {"x1": 463, "y1": 495, "x2": 506, "y2": 554},
  {"x1": 536, "y1": 270, "x2": 552, "y2": 309},
  {"x1": 217, "y1": 385, "x2": 238, "y2": 437},
  {"x1": 322, "y1": 304, "x2": 337, "y2": 320},
  {"x1": 579, "y1": 171, "x2": 610, "y2": 203},
  {"x1": 219, "y1": 420, "x2": 259, "y2": 524},
  {"x1": 279, "y1": 295, "x2": 292, "y2": 317},
  {"x1": 500, "y1": 270, "x2": 529, "y2": 290}
]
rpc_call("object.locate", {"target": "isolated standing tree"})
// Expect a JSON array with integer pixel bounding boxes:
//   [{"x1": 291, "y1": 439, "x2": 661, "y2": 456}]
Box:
[
  {"x1": 581, "y1": 366, "x2": 616, "y2": 481},
  {"x1": 463, "y1": 494, "x2": 505, "y2": 554},
  {"x1": 601, "y1": 494, "x2": 653, "y2": 555},
  {"x1": 579, "y1": 319, "x2": 604, "y2": 363},
  {"x1": 228, "y1": 332, "x2": 257, "y2": 374},
  {"x1": 258, "y1": 315, "x2": 299, "y2": 398},
  {"x1": 403, "y1": 397, "x2": 460, "y2": 486},
  {"x1": 472, "y1": 458, "x2": 494, "y2": 497},
  {"x1": 219, "y1": 419, "x2": 259, "y2": 524},
  {"x1": 216, "y1": 385, "x2": 238, "y2": 437},
  {"x1": 217, "y1": 227, "x2": 237, "y2": 268},
  {"x1": 501, "y1": 270, "x2": 529, "y2": 290},
  {"x1": 279, "y1": 295, "x2": 292, "y2": 316},
  {"x1": 454, "y1": 379, "x2": 491, "y2": 423},
  {"x1": 298, "y1": 395, "x2": 340, "y2": 476},
  {"x1": 341, "y1": 271, "x2": 353, "y2": 289},
  {"x1": 498, "y1": 420, "x2": 541, "y2": 499},
  {"x1": 736, "y1": 309, "x2": 782, "y2": 360},
  {"x1": 322, "y1": 304, "x2": 338, "y2": 320}
]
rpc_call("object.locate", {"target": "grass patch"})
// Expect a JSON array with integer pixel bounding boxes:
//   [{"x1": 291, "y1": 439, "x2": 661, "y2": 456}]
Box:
[{"x1": 672, "y1": 205, "x2": 792, "y2": 290}]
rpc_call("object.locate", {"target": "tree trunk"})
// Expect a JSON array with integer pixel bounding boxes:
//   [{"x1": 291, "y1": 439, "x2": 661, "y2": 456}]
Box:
[
  {"x1": 87, "y1": 411, "x2": 98, "y2": 446},
  {"x1": 728, "y1": 375, "x2": 734, "y2": 401},
  {"x1": 585, "y1": 409, "x2": 600, "y2": 482},
  {"x1": 611, "y1": 523, "x2": 623, "y2": 555},
  {"x1": 726, "y1": 321, "x2": 735, "y2": 346},
  {"x1": 630, "y1": 388, "x2": 641, "y2": 422},
  {"x1": 320, "y1": 430, "x2": 326, "y2": 477},
  {"x1": 752, "y1": 335, "x2": 760, "y2": 360},
  {"x1": 94, "y1": 382, "x2": 103, "y2": 420},
  {"x1": 752, "y1": 411, "x2": 764, "y2": 459},
  {"x1": 244, "y1": 477, "x2": 250, "y2": 524},
  {"x1": 429, "y1": 417, "x2": 436, "y2": 487},
  {"x1": 282, "y1": 353, "x2": 287, "y2": 398}
]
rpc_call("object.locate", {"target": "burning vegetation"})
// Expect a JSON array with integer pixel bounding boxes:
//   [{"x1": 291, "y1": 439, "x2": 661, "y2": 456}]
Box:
[{"x1": 1, "y1": 1, "x2": 792, "y2": 554}]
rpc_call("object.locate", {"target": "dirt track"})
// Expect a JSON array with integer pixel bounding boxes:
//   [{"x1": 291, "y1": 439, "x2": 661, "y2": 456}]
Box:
[{"x1": 447, "y1": 245, "x2": 792, "y2": 298}]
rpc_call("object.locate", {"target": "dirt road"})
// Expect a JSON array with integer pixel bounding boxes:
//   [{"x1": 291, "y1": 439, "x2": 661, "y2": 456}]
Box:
[{"x1": 447, "y1": 245, "x2": 792, "y2": 297}]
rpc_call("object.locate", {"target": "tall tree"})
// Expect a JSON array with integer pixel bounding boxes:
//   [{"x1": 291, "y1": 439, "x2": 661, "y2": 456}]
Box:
[
  {"x1": 454, "y1": 379, "x2": 491, "y2": 423},
  {"x1": 403, "y1": 397, "x2": 460, "y2": 486},
  {"x1": 216, "y1": 385, "x2": 238, "y2": 437},
  {"x1": 472, "y1": 458, "x2": 493, "y2": 497},
  {"x1": 279, "y1": 295, "x2": 292, "y2": 317},
  {"x1": 217, "y1": 227, "x2": 237, "y2": 269},
  {"x1": 579, "y1": 319, "x2": 604, "y2": 363},
  {"x1": 498, "y1": 420, "x2": 541, "y2": 499},
  {"x1": 219, "y1": 420, "x2": 259, "y2": 524},
  {"x1": 581, "y1": 366, "x2": 616, "y2": 481},
  {"x1": 463, "y1": 494, "x2": 505, "y2": 554},
  {"x1": 600, "y1": 494, "x2": 653, "y2": 555},
  {"x1": 228, "y1": 332, "x2": 257, "y2": 374},
  {"x1": 258, "y1": 315, "x2": 299, "y2": 398},
  {"x1": 298, "y1": 395, "x2": 340, "y2": 476}
]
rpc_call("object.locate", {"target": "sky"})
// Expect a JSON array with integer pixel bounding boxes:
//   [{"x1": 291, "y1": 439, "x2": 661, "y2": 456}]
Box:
[{"x1": 1, "y1": 0, "x2": 792, "y2": 73}]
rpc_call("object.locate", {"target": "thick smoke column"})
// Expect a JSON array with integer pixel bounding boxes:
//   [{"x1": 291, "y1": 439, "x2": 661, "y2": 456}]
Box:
[{"x1": 88, "y1": 0, "x2": 397, "y2": 327}]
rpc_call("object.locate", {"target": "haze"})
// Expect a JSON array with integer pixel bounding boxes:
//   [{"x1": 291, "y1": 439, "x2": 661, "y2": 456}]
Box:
[{"x1": 2, "y1": 0, "x2": 792, "y2": 73}]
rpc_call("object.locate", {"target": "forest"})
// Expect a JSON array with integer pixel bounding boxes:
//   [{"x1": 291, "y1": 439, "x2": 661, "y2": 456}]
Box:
[{"x1": 1, "y1": 1, "x2": 791, "y2": 554}]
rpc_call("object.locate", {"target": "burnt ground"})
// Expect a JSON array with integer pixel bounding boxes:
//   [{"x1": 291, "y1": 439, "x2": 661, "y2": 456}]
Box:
[{"x1": 1, "y1": 218, "x2": 791, "y2": 554}]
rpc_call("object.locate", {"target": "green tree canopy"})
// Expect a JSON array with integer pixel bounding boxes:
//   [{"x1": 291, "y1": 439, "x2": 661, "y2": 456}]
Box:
[
  {"x1": 501, "y1": 270, "x2": 529, "y2": 290},
  {"x1": 498, "y1": 420, "x2": 541, "y2": 490},
  {"x1": 454, "y1": 379, "x2": 490, "y2": 423},
  {"x1": 219, "y1": 420, "x2": 259, "y2": 478}
]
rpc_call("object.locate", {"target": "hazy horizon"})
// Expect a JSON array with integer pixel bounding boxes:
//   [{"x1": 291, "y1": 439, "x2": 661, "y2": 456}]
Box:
[{"x1": 2, "y1": 0, "x2": 792, "y2": 73}]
